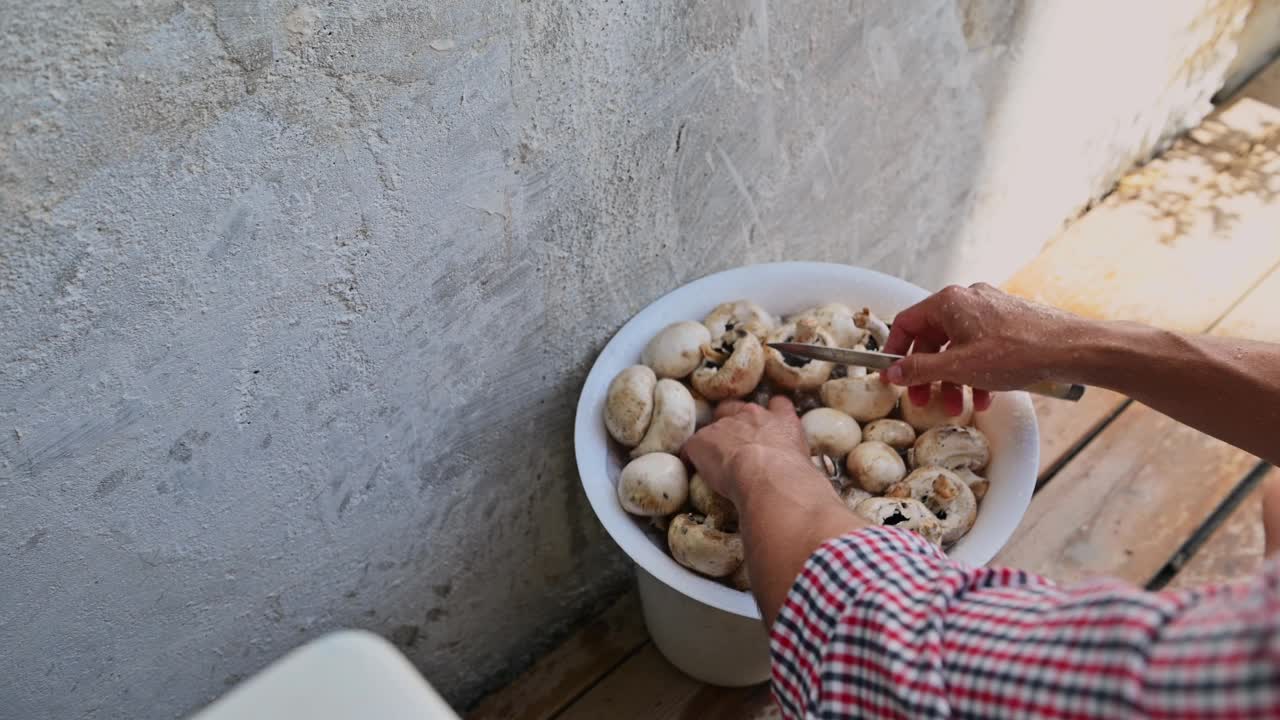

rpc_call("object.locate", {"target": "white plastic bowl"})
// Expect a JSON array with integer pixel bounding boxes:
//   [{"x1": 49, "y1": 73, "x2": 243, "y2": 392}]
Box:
[{"x1": 574, "y1": 262, "x2": 1039, "y2": 685}]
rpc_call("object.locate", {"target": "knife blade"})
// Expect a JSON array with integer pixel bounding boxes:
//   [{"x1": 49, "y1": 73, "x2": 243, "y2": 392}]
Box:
[{"x1": 767, "y1": 342, "x2": 1085, "y2": 402}]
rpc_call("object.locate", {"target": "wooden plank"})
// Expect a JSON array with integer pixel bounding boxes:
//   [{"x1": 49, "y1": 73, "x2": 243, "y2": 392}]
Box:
[
  {"x1": 466, "y1": 593, "x2": 648, "y2": 720},
  {"x1": 554, "y1": 645, "x2": 778, "y2": 720},
  {"x1": 993, "y1": 403, "x2": 1259, "y2": 584},
  {"x1": 1164, "y1": 472, "x2": 1271, "y2": 591},
  {"x1": 1031, "y1": 390, "x2": 1127, "y2": 481}
]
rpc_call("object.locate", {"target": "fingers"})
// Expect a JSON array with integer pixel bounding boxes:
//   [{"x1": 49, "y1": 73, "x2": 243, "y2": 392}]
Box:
[
  {"x1": 767, "y1": 394, "x2": 797, "y2": 416},
  {"x1": 1263, "y1": 474, "x2": 1280, "y2": 558},
  {"x1": 882, "y1": 295, "x2": 949, "y2": 356},
  {"x1": 973, "y1": 388, "x2": 993, "y2": 412},
  {"x1": 941, "y1": 382, "x2": 965, "y2": 416},
  {"x1": 903, "y1": 335, "x2": 943, "y2": 406},
  {"x1": 714, "y1": 400, "x2": 750, "y2": 420}
]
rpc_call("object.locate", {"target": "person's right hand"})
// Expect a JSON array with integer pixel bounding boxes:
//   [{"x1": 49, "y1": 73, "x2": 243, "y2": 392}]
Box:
[{"x1": 881, "y1": 283, "x2": 1089, "y2": 414}]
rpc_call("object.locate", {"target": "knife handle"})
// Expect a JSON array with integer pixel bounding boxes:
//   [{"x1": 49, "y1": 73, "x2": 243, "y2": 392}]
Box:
[{"x1": 1022, "y1": 380, "x2": 1085, "y2": 402}]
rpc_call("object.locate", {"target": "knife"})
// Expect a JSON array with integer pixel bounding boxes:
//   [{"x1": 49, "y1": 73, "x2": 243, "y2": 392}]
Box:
[{"x1": 767, "y1": 342, "x2": 1085, "y2": 402}]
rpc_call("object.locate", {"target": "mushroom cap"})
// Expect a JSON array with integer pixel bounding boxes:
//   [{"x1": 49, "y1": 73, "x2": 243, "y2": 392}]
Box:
[
  {"x1": 667, "y1": 513, "x2": 745, "y2": 578},
  {"x1": 604, "y1": 365, "x2": 657, "y2": 447},
  {"x1": 852, "y1": 496, "x2": 943, "y2": 546},
  {"x1": 801, "y1": 408, "x2": 862, "y2": 460},
  {"x1": 617, "y1": 453, "x2": 689, "y2": 516},
  {"x1": 900, "y1": 382, "x2": 974, "y2": 431},
  {"x1": 840, "y1": 484, "x2": 872, "y2": 511},
  {"x1": 912, "y1": 425, "x2": 991, "y2": 471},
  {"x1": 863, "y1": 418, "x2": 916, "y2": 450},
  {"x1": 642, "y1": 321, "x2": 713, "y2": 379},
  {"x1": 689, "y1": 387, "x2": 714, "y2": 429},
  {"x1": 690, "y1": 331, "x2": 766, "y2": 401},
  {"x1": 819, "y1": 373, "x2": 900, "y2": 422},
  {"x1": 885, "y1": 467, "x2": 977, "y2": 545},
  {"x1": 689, "y1": 473, "x2": 738, "y2": 530},
  {"x1": 630, "y1": 379, "x2": 697, "y2": 458},
  {"x1": 846, "y1": 440, "x2": 907, "y2": 493},
  {"x1": 765, "y1": 321, "x2": 836, "y2": 392},
  {"x1": 788, "y1": 303, "x2": 868, "y2": 348},
  {"x1": 703, "y1": 300, "x2": 776, "y2": 341},
  {"x1": 952, "y1": 467, "x2": 990, "y2": 502}
]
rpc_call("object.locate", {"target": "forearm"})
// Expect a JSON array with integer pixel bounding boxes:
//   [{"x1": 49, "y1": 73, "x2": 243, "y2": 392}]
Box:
[
  {"x1": 1068, "y1": 321, "x2": 1280, "y2": 465},
  {"x1": 730, "y1": 451, "x2": 867, "y2": 627}
]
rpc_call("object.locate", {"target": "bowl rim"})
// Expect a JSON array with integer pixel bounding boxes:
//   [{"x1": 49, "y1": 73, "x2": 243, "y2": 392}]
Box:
[{"x1": 573, "y1": 261, "x2": 1039, "y2": 620}]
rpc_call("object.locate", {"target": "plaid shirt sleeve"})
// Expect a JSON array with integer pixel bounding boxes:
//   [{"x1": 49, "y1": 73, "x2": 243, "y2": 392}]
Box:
[{"x1": 769, "y1": 526, "x2": 1280, "y2": 719}]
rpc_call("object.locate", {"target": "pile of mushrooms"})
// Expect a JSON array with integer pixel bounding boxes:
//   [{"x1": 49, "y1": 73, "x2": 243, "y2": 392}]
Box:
[{"x1": 603, "y1": 300, "x2": 994, "y2": 591}]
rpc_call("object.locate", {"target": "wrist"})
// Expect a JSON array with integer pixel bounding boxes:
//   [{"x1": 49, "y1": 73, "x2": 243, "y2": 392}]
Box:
[{"x1": 1063, "y1": 320, "x2": 1173, "y2": 388}]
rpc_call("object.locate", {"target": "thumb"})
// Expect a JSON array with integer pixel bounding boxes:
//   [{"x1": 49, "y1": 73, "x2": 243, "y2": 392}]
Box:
[{"x1": 885, "y1": 348, "x2": 978, "y2": 387}]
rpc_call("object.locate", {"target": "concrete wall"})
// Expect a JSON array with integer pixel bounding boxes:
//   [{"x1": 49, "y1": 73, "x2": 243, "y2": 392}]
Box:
[{"x1": 1, "y1": 1, "x2": 1273, "y2": 717}]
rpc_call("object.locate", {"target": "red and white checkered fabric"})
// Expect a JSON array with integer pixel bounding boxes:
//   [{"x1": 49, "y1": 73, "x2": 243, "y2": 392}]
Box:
[{"x1": 770, "y1": 527, "x2": 1280, "y2": 719}]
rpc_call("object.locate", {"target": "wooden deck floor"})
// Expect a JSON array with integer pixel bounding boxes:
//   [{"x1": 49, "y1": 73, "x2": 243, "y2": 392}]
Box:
[{"x1": 468, "y1": 60, "x2": 1280, "y2": 720}]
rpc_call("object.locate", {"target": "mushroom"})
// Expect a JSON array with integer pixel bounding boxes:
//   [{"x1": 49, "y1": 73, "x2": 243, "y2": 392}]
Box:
[
  {"x1": 953, "y1": 467, "x2": 990, "y2": 502},
  {"x1": 853, "y1": 307, "x2": 890, "y2": 350},
  {"x1": 642, "y1": 321, "x2": 713, "y2": 379},
  {"x1": 667, "y1": 513, "x2": 745, "y2": 578},
  {"x1": 689, "y1": 473, "x2": 737, "y2": 530},
  {"x1": 765, "y1": 319, "x2": 836, "y2": 392},
  {"x1": 810, "y1": 453, "x2": 841, "y2": 490},
  {"x1": 690, "y1": 387, "x2": 714, "y2": 429},
  {"x1": 900, "y1": 382, "x2": 974, "y2": 431},
  {"x1": 851, "y1": 496, "x2": 943, "y2": 546},
  {"x1": 912, "y1": 425, "x2": 991, "y2": 471},
  {"x1": 604, "y1": 365, "x2": 657, "y2": 447},
  {"x1": 845, "y1": 440, "x2": 907, "y2": 493},
  {"x1": 690, "y1": 329, "x2": 766, "y2": 401},
  {"x1": 703, "y1": 300, "x2": 776, "y2": 341},
  {"x1": 728, "y1": 560, "x2": 751, "y2": 591},
  {"x1": 820, "y1": 373, "x2": 900, "y2": 422},
  {"x1": 840, "y1": 484, "x2": 872, "y2": 510},
  {"x1": 631, "y1": 379, "x2": 696, "y2": 458},
  {"x1": 617, "y1": 453, "x2": 689, "y2": 516},
  {"x1": 801, "y1": 408, "x2": 862, "y2": 460},
  {"x1": 885, "y1": 467, "x2": 977, "y2": 545},
  {"x1": 789, "y1": 303, "x2": 868, "y2": 348},
  {"x1": 862, "y1": 418, "x2": 916, "y2": 451}
]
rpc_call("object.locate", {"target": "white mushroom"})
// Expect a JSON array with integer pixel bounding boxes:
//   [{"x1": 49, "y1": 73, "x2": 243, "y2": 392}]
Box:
[
  {"x1": 703, "y1": 300, "x2": 776, "y2": 341},
  {"x1": 689, "y1": 473, "x2": 737, "y2": 530},
  {"x1": 863, "y1": 419, "x2": 916, "y2": 451},
  {"x1": 840, "y1": 485, "x2": 872, "y2": 510},
  {"x1": 728, "y1": 560, "x2": 751, "y2": 591},
  {"x1": 952, "y1": 467, "x2": 990, "y2": 502},
  {"x1": 668, "y1": 513, "x2": 745, "y2": 578},
  {"x1": 820, "y1": 373, "x2": 900, "y2": 422},
  {"x1": 853, "y1": 307, "x2": 890, "y2": 350},
  {"x1": 642, "y1": 321, "x2": 713, "y2": 379},
  {"x1": 631, "y1": 379, "x2": 696, "y2": 458},
  {"x1": 689, "y1": 387, "x2": 714, "y2": 429},
  {"x1": 912, "y1": 425, "x2": 991, "y2": 471},
  {"x1": 788, "y1": 303, "x2": 868, "y2": 348},
  {"x1": 846, "y1": 440, "x2": 907, "y2": 493},
  {"x1": 900, "y1": 382, "x2": 974, "y2": 432},
  {"x1": 765, "y1": 319, "x2": 836, "y2": 392},
  {"x1": 617, "y1": 453, "x2": 688, "y2": 517},
  {"x1": 604, "y1": 365, "x2": 657, "y2": 447},
  {"x1": 885, "y1": 467, "x2": 977, "y2": 545},
  {"x1": 801, "y1": 408, "x2": 862, "y2": 460},
  {"x1": 852, "y1": 496, "x2": 943, "y2": 546},
  {"x1": 810, "y1": 453, "x2": 839, "y2": 480},
  {"x1": 690, "y1": 329, "x2": 766, "y2": 401}
]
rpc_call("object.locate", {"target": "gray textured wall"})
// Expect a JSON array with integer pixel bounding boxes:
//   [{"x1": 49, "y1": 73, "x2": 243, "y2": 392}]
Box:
[{"x1": 0, "y1": 1, "x2": 1267, "y2": 717}]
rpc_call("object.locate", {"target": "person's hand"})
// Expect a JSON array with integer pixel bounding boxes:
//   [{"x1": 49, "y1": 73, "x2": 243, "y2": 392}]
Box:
[
  {"x1": 881, "y1": 283, "x2": 1089, "y2": 415},
  {"x1": 683, "y1": 396, "x2": 824, "y2": 504}
]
